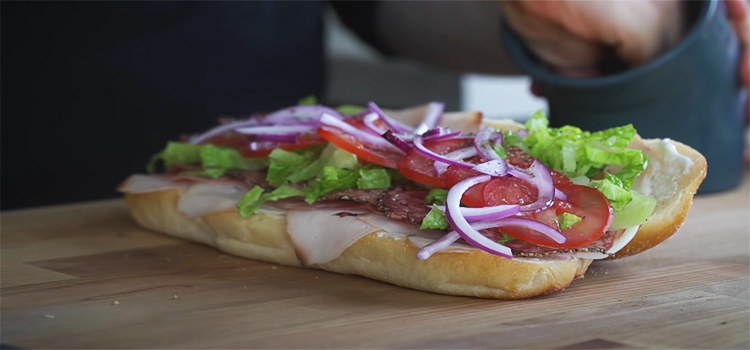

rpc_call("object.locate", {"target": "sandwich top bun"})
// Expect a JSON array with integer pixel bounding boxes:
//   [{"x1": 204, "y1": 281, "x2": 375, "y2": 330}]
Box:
[{"x1": 120, "y1": 114, "x2": 707, "y2": 299}]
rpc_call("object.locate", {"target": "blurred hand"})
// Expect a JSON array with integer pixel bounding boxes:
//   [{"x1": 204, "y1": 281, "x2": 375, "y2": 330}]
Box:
[{"x1": 499, "y1": 0, "x2": 686, "y2": 77}]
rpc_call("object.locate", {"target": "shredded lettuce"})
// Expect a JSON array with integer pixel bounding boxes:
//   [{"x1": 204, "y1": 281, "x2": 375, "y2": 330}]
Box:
[
  {"x1": 420, "y1": 205, "x2": 450, "y2": 230},
  {"x1": 510, "y1": 111, "x2": 647, "y2": 188},
  {"x1": 237, "y1": 185, "x2": 305, "y2": 217},
  {"x1": 298, "y1": 95, "x2": 318, "y2": 105},
  {"x1": 266, "y1": 145, "x2": 326, "y2": 186},
  {"x1": 357, "y1": 165, "x2": 392, "y2": 189},
  {"x1": 589, "y1": 173, "x2": 633, "y2": 211},
  {"x1": 303, "y1": 166, "x2": 359, "y2": 204},
  {"x1": 425, "y1": 188, "x2": 448, "y2": 206},
  {"x1": 336, "y1": 104, "x2": 366, "y2": 115},
  {"x1": 609, "y1": 190, "x2": 657, "y2": 230},
  {"x1": 148, "y1": 142, "x2": 267, "y2": 178},
  {"x1": 558, "y1": 212, "x2": 583, "y2": 230},
  {"x1": 497, "y1": 232, "x2": 515, "y2": 244}
]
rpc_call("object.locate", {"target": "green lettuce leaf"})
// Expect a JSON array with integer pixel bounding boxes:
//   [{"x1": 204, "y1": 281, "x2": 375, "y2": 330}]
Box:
[
  {"x1": 303, "y1": 166, "x2": 359, "y2": 204},
  {"x1": 336, "y1": 104, "x2": 366, "y2": 115},
  {"x1": 420, "y1": 205, "x2": 450, "y2": 230},
  {"x1": 425, "y1": 188, "x2": 448, "y2": 206},
  {"x1": 357, "y1": 165, "x2": 392, "y2": 189},
  {"x1": 148, "y1": 142, "x2": 267, "y2": 178},
  {"x1": 298, "y1": 95, "x2": 318, "y2": 105},
  {"x1": 237, "y1": 185, "x2": 305, "y2": 217},
  {"x1": 266, "y1": 146, "x2": 325, "y2": 186},
  {"x1": 589, "y1": 173, "x2": 632, "y2": 211},
  {"x1": 609, "y1": 189, "x2": 657, "y2": 230},
  {"x1": 517, "y1": 111, "x2": 647, "y2": 188},
  {"x1": 497, "y1": 232, "x2": 515, "y2": 244},
  {"x1": 558, "y1": 212, "x2": 583, "y2": 230}
]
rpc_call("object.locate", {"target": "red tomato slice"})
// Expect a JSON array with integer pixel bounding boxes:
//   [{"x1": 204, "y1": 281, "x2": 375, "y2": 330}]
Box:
[
  {"x1": 506, "y1": 146, "x2": 572, "y2": 186},
  {"x1": 316, "y1": 119, "x2": 403, "y2": 168},
  {"x1": 397, "y1": 138, "x2": 476, "y2": 188},
  {"x1": 207, "y1": 131, "x2": 324, "y2": 158},
  {"x1": 485, "y1": 183, "x2": 612, "y2": 249}
]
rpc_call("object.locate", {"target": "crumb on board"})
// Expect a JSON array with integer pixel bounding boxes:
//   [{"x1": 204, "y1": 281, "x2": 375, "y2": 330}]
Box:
[
  {"x1": 113, "y1": 301, "x2": 120, "y2": 305},
  {"x1": 272, "y1": 266, "x2": 277, "y2": 270},
  {"x1": 44, "y1": 314, "x2": 55, "y2": 319},
  {"x1": 170, "y1": 295, "x2": 178, "y2": 300}
]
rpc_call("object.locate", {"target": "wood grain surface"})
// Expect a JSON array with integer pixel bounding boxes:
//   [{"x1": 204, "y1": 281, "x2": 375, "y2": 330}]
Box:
[{"x1": 2, "y1": 174, "x2": 748, "y2": 349}]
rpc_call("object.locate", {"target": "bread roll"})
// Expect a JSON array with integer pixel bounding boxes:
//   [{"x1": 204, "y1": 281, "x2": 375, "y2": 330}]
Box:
[{"x1": 122, "y1": 119, "x2": 706, "y2": 299}]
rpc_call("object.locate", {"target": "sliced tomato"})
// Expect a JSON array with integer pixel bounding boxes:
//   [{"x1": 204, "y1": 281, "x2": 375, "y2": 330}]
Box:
[
  {"x1": 316, "y1": 119, "x2": 403, "y2": 168},
  {"x1": 484, "y1": 183, "x2": 612, "y2": 249},
  {"x1": 397, "y1": 138, "x2": 475, "y2": 188},
  {"x1": 206, "y1": 131, "x2": 324, "y2": 158},
  {"x1": 505, "y1": 146, "x2": 573, "y2": 186}
]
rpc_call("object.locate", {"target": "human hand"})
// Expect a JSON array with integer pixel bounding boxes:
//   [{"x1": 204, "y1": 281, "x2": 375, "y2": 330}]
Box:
[{"x1": 499, "y1": 0, "x2": 686, "y2": 77}]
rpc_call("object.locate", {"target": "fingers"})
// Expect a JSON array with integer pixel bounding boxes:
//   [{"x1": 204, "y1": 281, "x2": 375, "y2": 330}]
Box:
[
  {"x1": 500, "y1": 1, "x2": 605, "y2": 76},
  {"x1": 725, "y1": 0, "x2": 750, "y2": 88}
]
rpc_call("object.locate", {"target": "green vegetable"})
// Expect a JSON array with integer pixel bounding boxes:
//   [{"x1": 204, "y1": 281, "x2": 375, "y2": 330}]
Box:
[
  {"x1": 609, "y1": 190, "x2": 657, "y2": 230},
  {"x1": 266, "y1": 145, "x2": 325, "y2": 186},
  {"x1": 298, "y1": 95, "x2": 318, "y2": 105},
  {"x1": 303, "y1": 166, "x2": 360, "y2": 204},
  {"x1": 425, "y1": 188, "x2": 448, "y2": 206},
  {"x1": 497, "y1": 232, "x2": 515, "y2": 245},
  {"x1": 148, "y1": 142, "x2": 267, "y2": 178},
  {"x1": 589, "y1": 173, "x2": 633, "y2": 211},
  {"x1": 237, "y1": 185, "x2": 305, "y2": 217},
  {"x1": 420, "y1": 205, "x2": 450, "y2": 230},
  {"x1": 320, "y1": 143, "x2": 359, "y2": 170},
  {"x1": 357, "y1": 165, "x2": 392, "y2": 189},
  {"x1": 336, "y1": 104, "x2": 366, "y2": 115},
  {"x1": 558, "y1": 212, "x2": 583, "y2": 230},
  {"x1": 513, "y1": 111, "x2": 647, "y2": 188}
]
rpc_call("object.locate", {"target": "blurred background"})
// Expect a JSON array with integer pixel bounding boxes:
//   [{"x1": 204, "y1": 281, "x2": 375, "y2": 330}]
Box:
[
  {"x1": 0, "y1": 1, "x2": 545, "y2": 210},
  {"x1": 322, "y1": 7, "x2": 547, "y2": 120}
]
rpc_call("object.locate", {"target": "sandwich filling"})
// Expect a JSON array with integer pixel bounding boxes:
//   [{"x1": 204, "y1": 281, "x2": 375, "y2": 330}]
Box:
[{"x1": 122, "y1": 99, "x2": 660, "y2": 263}]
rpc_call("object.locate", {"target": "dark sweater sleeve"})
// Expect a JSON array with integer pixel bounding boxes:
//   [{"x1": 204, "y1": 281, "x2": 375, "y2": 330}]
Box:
[{"x1": 328, "y1": 0, "x2": 395, "y2": 56}]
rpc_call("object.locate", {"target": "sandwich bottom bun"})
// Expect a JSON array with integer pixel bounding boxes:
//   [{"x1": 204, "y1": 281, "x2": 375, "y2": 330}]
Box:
[
  {"x1": 126, "y1": 189, "x2": 593, "y2": 299},
  {"x1": 123, "y1": 123, "x2": 706, "y2": 299}
]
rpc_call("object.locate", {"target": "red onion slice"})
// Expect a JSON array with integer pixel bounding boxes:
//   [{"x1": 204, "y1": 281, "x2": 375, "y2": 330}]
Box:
[
  {"x1": 474, "y1": 126, "x2": 504, "y2": 161},
  {"x1": 471, "y1": 159, "x2": 508, "y2": 177},
  {"x1": 414, "y1": 102, "x2": 445, "y2": 135},
  {"x1": 414, "y1": 137, "x2": 475, "y2": 170},
  {"x1": 363, "y1": 113, "x2": 388, "y2": 135},
  {"x1": 433, "y1": 204, "x2": 520, "y2": 222},
  {"x1": 189, "y1": 118, "x2": 260, "y2": 144},
  {"x1": 416, "y1": 231, "x2": 460, "y2": 260},
  {"x1": 425, "y1": 131, "x2": 462, "y2": 142},
  {"x1": 249, "y1": 141, "x2": 278, "y2": 151},
  {"x1": 445, "y1": 175, "x2": 513, "y2": 259},
  {"x1": 382, "y1": 130, "x2": 413, "y2": 153},
  {"x1": 367, "y1": 102, "x2": 414, "y2": 133},
  {"x1": 555, "y1": 188, "x2": 568, "y2": 201},
  {"x1": 263, "y1": 105, "x2": 342, "y2": 125},
  {"x1": 319, "y1": 113, "x2": 404, "y2": 152},
  {"x1": 508, "y1": 161, "x2": 555, "y2": 212},
  {"x1": 433, "y1": 147, "x2": 478, "y2": 175},
  {"x1": 471, "y1": 218, "x2": 567, "y2": 244},
  {"x1": 234, "y1": 125, "x2": 314, "y2": 135}
]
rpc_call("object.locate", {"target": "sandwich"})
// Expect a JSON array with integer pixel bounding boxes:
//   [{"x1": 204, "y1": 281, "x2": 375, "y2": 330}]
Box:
[{"x1": 118, "y1": 99, "x2": 707, "y2": 299}]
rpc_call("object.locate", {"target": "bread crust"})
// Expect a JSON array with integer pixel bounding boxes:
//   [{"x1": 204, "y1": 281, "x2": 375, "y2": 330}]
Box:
[
  {"x1": 125, "y1": 190, "x2": 592, "y2": 299},
  {"x1": 123, "y1": 120, "x2": 706, "y2": 299}
]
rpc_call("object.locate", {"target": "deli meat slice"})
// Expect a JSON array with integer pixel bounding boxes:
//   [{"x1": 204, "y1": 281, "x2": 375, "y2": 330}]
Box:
[
  {"x1": 287, "y1": 207, "x2": 379, "y2": 266},
  {"x1": 483, "y1": 230, "x2": 621, "y2": 258},
  {"x1": 321, "y1": 186, "x2": 431, "y2": 226}
]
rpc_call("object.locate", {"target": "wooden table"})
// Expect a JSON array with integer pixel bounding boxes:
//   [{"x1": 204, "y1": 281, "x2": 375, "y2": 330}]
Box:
[{"x1": 2, "y1": 175, "x2": 748, "y2": 349}]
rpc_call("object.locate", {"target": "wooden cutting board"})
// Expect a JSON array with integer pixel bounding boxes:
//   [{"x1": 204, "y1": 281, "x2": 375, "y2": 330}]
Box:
[{"x1": 2, "y1": 174, "x2": 748, "y2": 349}]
